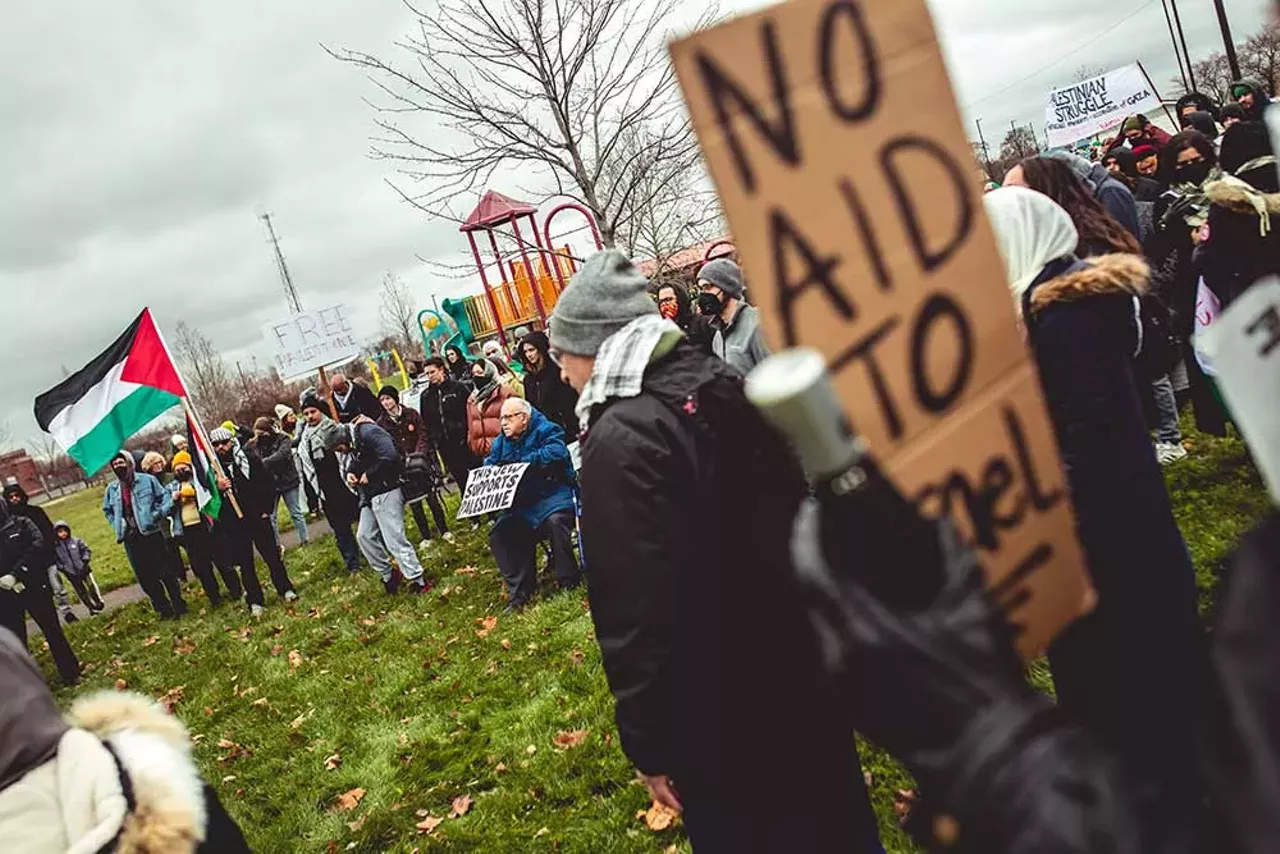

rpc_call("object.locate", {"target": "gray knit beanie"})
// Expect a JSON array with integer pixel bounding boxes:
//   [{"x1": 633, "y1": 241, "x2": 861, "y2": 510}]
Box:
[
  {"x1": 697, "y1": 258, "x2": 746, "y2": 299},
  {"x1": 549, "y1": 249, "x2": 657, "y2": 357}
]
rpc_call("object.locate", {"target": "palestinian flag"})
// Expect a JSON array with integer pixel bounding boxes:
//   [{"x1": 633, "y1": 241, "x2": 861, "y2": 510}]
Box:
[
  {"x1": 184, "y1": 412, "x2": 223, "y2": 522},
  {"x1": 35, "y1": 309, "x2": 186, "y2": 475}
]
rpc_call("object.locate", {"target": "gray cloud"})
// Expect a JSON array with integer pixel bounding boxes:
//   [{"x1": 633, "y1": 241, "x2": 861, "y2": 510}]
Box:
[{"x1": 1, "y1": 0, "x2": 1272, "y2": 450}]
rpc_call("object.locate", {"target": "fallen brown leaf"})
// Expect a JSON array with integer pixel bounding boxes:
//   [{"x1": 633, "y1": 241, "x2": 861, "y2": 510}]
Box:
[
  {"x1": 415, "y1": 815, "x2": 444, "y2": 834},
  {"x1": 569, "y1": 649, "x2": 586, "y2": 666},
  {"x1": 639, "y1": 800, "x2": 680, "y2": 832},
  {"x1": 456, "y1": 565, "x2": 479, "y2": 576},
  {"x1": 475, "y1": 616, "x2": 498, "y2": 639},
  {"x1": 415, "y1": 809, "x2": 430, "y2": 818},
  {"x1": 324, "y1": 753, "x2": 342, "y2": 771},
  {"x1": 500, "y1": 639, "x2": 511, "y2": 650},
  {"x1": 173, "y1": 638, "x2": 197, "y2": 655},
  {"x1": 552, "y1": 729, "x2": 589, "y2": 750},
  {"x1": 494, "y1": 762, "x2": 507, "y2": 774},
  {"x1": 347, "y1": 813, "x2": 367, "y2": 832},
  {"x1": 142, "y1": 635, "x2": 159, "y2": 647},
  {"x1": 158, "y1": 685, "x2": 184, "y2": 713},
  {"x1": 450, "y1": 794, "x2": 473, "y2": 818},
  {"x1": 288, "y1": 649, "x2": 303, "y2": 670},
  {"x1": 333, "y1": 787, "x2": 366, "y2": 812},
  {"x1": 113, "y1": 678, "x2": 128, "y2": 691},
  {"x1": 251, "y1": 697, "x2": 269, "y2": 708},
  {"x1": 270, "y1": 644, "x2": 283, "y2": 656}
]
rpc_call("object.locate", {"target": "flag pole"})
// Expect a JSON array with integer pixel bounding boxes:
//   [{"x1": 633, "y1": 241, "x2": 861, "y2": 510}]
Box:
[
  {"x1": 181, "y1": 396, "x2": 244, "y2": 519},
  {"x1": 1137, "y1": 60, "x2": 1179, "y2": 131}
]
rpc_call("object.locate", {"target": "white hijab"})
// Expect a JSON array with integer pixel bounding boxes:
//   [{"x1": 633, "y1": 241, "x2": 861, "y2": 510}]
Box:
[{"x1": 983, "y1": 187, "x2": 1079, "y2": 301}]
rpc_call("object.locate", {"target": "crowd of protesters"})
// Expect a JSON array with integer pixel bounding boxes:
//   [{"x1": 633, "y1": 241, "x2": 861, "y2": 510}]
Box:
[{"x1": 4, "y1": 73, "x2": 1280, "y2": 854}]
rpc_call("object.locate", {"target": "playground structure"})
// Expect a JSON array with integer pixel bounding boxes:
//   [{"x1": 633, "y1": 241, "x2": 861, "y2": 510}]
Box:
[{"x1": 423, "y1": 191, "x2": 604, "y2": 354}]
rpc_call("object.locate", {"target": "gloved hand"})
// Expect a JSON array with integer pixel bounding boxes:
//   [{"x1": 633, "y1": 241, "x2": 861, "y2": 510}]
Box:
[
  {"x1": 0, "y1": 573, "x2": 26, "y2": 594},
  {"x1": 791, "y1": 502, "x2": 1159, "y2": 853}
]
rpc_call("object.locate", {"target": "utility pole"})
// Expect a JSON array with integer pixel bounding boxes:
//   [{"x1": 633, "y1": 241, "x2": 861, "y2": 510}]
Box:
[
  {"x1": 975, "y1": 118, "x2": 994, "y2": 182},
  {"x1": 260, "y1": 213, "x2": 304, "y2": 315},
  {"x1": 235, "y1": 361, "x2": 252, "y2": 399},
  {"x1": 1212, "y1": 0, "x2": 1242, "y2": 81},
  {"x1": 1161, "y1": 0, "x2": 1189, "y2": 92},
  {"x1": 1167, "y1": 0, "x2": 1197, "y2": 92}
]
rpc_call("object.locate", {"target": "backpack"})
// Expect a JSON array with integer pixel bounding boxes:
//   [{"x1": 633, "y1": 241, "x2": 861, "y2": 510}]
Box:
[{"x1": 1134, "y1": 291, "x2": 1180, "y2": 380}]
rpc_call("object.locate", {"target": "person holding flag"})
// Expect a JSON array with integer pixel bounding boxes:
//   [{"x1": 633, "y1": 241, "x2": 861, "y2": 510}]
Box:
[
  {"x1": 208, "y1": 427, "x2": 299, "y2": 617},
  {"x1": 170, "y1": 449, "x2": 241, "y2": 608}
]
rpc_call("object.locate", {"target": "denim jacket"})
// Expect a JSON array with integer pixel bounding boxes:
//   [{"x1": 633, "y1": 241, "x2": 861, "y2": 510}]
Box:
[{"x1": 102, "y1": 473, "x2": 173, "y2": 542}]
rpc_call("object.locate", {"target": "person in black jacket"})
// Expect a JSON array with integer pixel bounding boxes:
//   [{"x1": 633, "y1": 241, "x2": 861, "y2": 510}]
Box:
[
  {"x1": 0, "y1": 499, "x2": 79, "y2": 685},
  {"x1": 377, "y1": 385, "x2": 452, "y2": 547},
  {"x1": 3, "y1": 485, "x2": 76, "y2": 625},
  {"x1": 329, "y1": 372, "x2": 383, "y2": 423},
  {"x1": 420, "y1": 356, "x2": 480, "y2": 495},
  {"x1": 322, "y1": 419, "x2": 433, "y2": 595},
  {"x1": 548, "y1": 250, "x2": 882, "y2": 852},
  {"x1": 209, "y1": 427, "x2": 298, "y2": 617},
  {"x1": 298, "y1": 392, "x2": 362, "y2": 575},
  {"x1": 516, "y1": 331, "x2": 580, "y2": 442},
  {"x1": 985, "y1": 187, "x2": 1216, "y2": 840},
  {"x1": 444, "y1": 343, "x2": 472, "y2": 382},
  {"x1": 251, "y1": 416, "x2": 309, "y2": 547}
]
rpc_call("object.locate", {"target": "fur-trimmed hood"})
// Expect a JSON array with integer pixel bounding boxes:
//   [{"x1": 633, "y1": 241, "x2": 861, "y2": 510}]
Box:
[
  {"x1": 1028, "y1": 253, "x2": 1150, "y2": 315},
  {"x1": 1205, "y1": 175, "x2": 1280, "y2": 237},
  {"x1": 0, "y1": 691, "x2": 207, "y2": 854}
]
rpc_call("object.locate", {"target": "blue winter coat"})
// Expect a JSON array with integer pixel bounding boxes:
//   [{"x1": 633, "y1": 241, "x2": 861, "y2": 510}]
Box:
[
  {"x1": 103, "y1": 472, "x2": 174, "y2": 541},
  {"x1": 484, "y1": 408, "x2": 575, "y2": 529},
  {"x1": 1025, "y1": 253, "x2": 1212, "y2": 812}
]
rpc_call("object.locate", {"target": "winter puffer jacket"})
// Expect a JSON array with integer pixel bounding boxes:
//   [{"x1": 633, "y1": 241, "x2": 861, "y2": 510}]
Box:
[
  {"x1": 1023, "y1": 253, "x2": 1214, "y2": 827},
  {"x1": 484, "y1": 408, "x2": 575, "y2": 529},
  {"x1": 466, "y1": 385, "x2": 513, "y2": 459},
  {"x1": 0, "y1": 502, "x2": 48, "y2": 592},
  {"x1": 51, "y1": 522, "x2": 91, "y2": 577},
  {"x1": 0, "y1": 691, "x2": 250, "y2": 853}
]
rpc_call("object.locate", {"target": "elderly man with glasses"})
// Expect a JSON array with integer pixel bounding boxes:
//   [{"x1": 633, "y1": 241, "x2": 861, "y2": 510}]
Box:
[{"x1": 485, "y1": 397, "x2": 581, "y2": 612}]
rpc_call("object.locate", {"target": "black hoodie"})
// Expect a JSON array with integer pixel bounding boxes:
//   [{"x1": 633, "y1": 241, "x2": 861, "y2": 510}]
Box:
[
  {"x1": 444, "y1": 344, "x2": 472, "y2": 382},
  {"x1": 1176, "y1": 92, "x2": 1220, "y2": 123},
  {"x1": 2, "y1": 485, "x2": 55, "y2": 570},
  {"x1": 517, "y1": 331, "x2": 581, "y2": 442},
  {"x1": 1231, "y1": 78, "x2": 1271, "y2": 122},
  {"x1": 0, "y1": 499, "x2": 48, "y2": 591}
]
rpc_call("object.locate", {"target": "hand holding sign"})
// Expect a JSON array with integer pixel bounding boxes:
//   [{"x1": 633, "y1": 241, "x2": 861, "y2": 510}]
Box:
[
  {"x1": 670, "y1": 0, "x2": 1091, "y2": 656},
  {"x1": 456, "y1": 464, "x2": 532, "y2": 519}
]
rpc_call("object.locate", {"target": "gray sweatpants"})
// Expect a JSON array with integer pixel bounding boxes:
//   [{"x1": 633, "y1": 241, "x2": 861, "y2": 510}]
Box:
[
  {"x1": 356, "y1": 489, "x2": 426, "y2": 583},
  {"x1": 47, "y1": 566, "x2": 73, "y2": 615}
]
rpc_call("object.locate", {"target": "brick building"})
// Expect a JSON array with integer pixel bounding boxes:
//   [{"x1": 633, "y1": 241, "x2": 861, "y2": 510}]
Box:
[{"x1": 0, "y1": 449, "x2": 42, "y2": 499}]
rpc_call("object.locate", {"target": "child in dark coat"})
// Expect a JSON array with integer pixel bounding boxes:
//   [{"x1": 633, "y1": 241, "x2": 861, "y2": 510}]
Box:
[{"x1": 52, "y1": 521, "x2": 105, "y2": 614}]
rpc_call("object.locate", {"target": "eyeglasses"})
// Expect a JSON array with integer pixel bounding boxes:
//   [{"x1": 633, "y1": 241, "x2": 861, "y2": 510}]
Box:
[{"x1": 499, "y1": 413, "x2": 528, "y2": 423}]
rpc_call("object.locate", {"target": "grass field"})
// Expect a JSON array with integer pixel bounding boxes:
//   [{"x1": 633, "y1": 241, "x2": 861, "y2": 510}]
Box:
[{"x1": 29, "y1": 424, "x2": 1269, "y2": 853}]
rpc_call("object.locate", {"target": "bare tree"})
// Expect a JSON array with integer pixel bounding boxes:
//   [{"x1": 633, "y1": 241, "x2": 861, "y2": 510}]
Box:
[
  {"x1": 999, "y1": 126, "x2": 1039, "y2": 164},
  {"x1": 610, "y1": 124, "x2": 723, "y2": 282},
  {"x1": 378, "y1": 272, "x2": 423, "y2": 358},
  {"x1": 1241, "y1": 22, "x2": 1280, "y2": 95},
  {"x1": 0, "y1": 420, "x2": 10, "y2": 452},
  {"x1": 172, "y1": 321, "x2": 237, "y2": 420},
  {"x1": 329, "y1": 0, "x2": 717, "y2": 249}
]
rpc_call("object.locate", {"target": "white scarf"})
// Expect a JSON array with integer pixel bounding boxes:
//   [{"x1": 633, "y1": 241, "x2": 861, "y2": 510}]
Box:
[{"x1": 983, "y1": 186, "x2": 1080, "y2": 303}]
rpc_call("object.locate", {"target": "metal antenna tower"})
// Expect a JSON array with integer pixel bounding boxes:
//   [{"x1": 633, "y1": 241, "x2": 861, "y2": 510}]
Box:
[{"x1": 260, "y1": 212, "x2": 303, "y2": 314}]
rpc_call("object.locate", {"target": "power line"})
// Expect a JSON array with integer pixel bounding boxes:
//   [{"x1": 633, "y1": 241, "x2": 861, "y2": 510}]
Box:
[{"x1": 963, "y1": 0, "x2": 1160, "y2": 111}]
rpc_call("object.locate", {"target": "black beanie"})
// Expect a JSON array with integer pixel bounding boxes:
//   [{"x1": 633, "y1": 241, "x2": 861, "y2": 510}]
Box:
[
  {"x1": 299, "y1": 387, "x2": 325, "y2": 414},
  {"x1": 378, "y1": 385, "x2": 400, "y2": 404}
]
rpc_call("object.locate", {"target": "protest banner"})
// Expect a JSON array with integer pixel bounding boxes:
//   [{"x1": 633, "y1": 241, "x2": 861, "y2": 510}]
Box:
[
  {"x1": 262, "y1": 305, "x2": 360, "y2": 382},
  {"x1": 1200, "y1": 276, "x2": 1280, "y2": 506},
  {"x1": 456, "y1": 463, "x2": 531, "y2": 519},
  {"x1": 670, "y1": 0, "x2": 1092, "y2": 655},
  {"x1": 1044, "y1": 62, "x2": 1162, "y2": 148}
]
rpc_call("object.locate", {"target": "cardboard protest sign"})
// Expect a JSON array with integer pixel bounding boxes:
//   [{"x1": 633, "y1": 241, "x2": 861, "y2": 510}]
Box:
[
  {"x1": 262, "y1": 305, "x2": 360, "y2": 382},
  {"x1": 1044, "y1": 63, "x2": 1162, "y2": 148},
  {"x1": 456, "y1": 463, "x2": 531, "y2": 519},
  {"x1": 670, "y1": 0, "x2": 1092, "y2": 655},
  {"x1": 1200, "y1": 276, "x2": 1280, "y2": 506}
]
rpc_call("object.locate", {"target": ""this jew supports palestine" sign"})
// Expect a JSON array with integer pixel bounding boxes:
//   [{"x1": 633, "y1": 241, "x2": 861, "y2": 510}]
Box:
[
  {"x1": 671, "y1": 0, "x2": 1093, "y2": 657},
  {"x1": 456, "y1": 464, "x2": 530, "y2": 519}
]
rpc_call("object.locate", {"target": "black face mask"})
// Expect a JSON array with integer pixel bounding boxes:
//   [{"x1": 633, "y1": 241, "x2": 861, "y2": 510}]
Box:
[
  {"x1": 111, "y1": 464, "x2": 131, "y2": 481},
  {"x1": 697, "y1": 292, "x2": 724, "y2": 316},
  {"x1": 1176, "y1": 162, "x2": 1212, "y2": 186},
  {"x1": 175, "y1": 469, "x2": 193, "y2": 482}
]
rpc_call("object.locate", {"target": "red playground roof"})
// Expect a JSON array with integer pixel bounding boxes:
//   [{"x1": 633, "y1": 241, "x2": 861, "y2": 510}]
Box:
[{"x1": 460, "y1": 190, "x2": 539, "y2": 232}]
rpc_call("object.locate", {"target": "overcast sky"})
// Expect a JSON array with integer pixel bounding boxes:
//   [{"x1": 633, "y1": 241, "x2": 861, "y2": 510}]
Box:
[{"x1": 0, "y1": 0, "x2": 1269, "y2": 449}]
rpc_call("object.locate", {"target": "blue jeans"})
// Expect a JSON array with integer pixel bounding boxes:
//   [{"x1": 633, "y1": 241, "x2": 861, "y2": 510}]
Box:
[
  {"x1": 270, "y1": 487, "x2": 309, "y2": 545},
  {"x1": 1151, "y1": 374, "x2": 1182, "y2": 444},
  {"x1": 332, "y1": 522, "x2": 361, "y2": 573}
]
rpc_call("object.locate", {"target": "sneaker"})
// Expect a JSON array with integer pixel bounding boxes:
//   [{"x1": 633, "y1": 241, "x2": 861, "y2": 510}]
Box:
[
  {"x1": 284, "y1": 590, "x2": 299, "y2": 603},
  {"x1": 408, "y1": 578, "x2": 435, "y2": 595},
  {"x1": 63, "y1": 611, "x2": 79, "y2": 625},
  {"x1": 442, "y1": 532, "x2": 457, "y2": 545},
  {"x1": 250, "y1": 604, "x2": 266, "y2": 618},
  {"x1": 503, "y1": 597, "x2": 529, "y2": 615},
  {"x1": 1155, "y1": 442, "x2": 1188, "y2": 465},
  {"x1": 383, "y1": 575, "x2": 402, "y2": 596}
]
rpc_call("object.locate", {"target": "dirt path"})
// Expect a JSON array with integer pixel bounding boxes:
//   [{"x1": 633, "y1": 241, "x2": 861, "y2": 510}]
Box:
[{"x1": 28, "y1": 519, "x2": 333, "y2": 631}]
